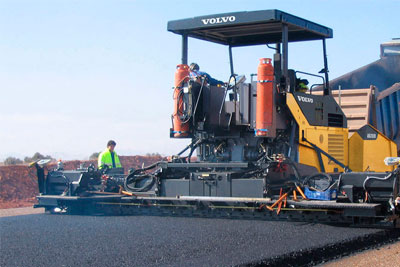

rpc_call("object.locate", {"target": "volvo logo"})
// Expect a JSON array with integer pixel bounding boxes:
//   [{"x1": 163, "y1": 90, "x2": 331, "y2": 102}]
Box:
[
  {"x1": 201, "y1": 16, "x2": 236, "y2": 25},
  {"x1": 297, "y1": 95, "x2": 314, "y2": 103}
]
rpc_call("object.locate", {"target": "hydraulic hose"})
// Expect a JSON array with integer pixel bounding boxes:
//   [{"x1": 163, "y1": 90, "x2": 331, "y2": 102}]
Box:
[
  {"x1": 176, "y1": 89, "x2": 191, "y2": 124},
  {"x1": 282, "y1": 159, "x2": 302, "y2": 183},
  {"x1": 187, "y1": 139, "x2": 202, "y2": 163},
  {"x1": 177, "y1": 77, "x2": 206, "y2": 125},
  {"x1": 124, "y1": 172, "x2": 156, "y2": 193},
  {"x1": 133, "y1": 161, "x2": 163, "y2": 173},
  {"x1": 123, "y1": 160, "x2": 168, "y2": 193}
]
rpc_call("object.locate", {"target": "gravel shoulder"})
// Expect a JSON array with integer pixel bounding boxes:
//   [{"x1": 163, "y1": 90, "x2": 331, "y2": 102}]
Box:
[{"x1": 322, "y1": 241, "x2": 400, "y2": 266}]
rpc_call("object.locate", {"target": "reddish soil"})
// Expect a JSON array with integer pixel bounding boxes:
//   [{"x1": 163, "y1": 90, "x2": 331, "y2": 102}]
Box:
[{"x1": 0, "y1": 155, "x2": 164, "y2": 209}]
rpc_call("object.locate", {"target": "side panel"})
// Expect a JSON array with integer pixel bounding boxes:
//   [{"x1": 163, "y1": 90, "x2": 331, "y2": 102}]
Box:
[
  {"x1": 349, "y1": 125, "x2": 397, "y2": 172},
  {"x1": 161, "y1": 180, "x2": 190, "y2": 197},
  {"x1": 161, "y1": 177, "x2": 264, "y2": 198},
  {"x1": 292, "y1": 92, "x2": 347, "y2": 128},
  {"x1": 287, "y1": 93, "x2": 349, "y2": 172},
  {"x1": 231, "y1": 179, "x2": 264, "y2": 198}
]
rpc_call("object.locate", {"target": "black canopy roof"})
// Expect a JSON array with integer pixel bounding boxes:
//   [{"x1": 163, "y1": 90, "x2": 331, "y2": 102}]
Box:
[{"x1": 167, "y1": 10, "x2": 333, "y2": 47}]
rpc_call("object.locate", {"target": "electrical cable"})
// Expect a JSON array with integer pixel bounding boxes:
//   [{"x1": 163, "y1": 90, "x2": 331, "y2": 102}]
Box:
[
  {"x1": 363, "y1": 172, "x2": 393, "y2": 192},
  {"x1": 362, "y1": 167, "x2": 399, "y2": 203}
]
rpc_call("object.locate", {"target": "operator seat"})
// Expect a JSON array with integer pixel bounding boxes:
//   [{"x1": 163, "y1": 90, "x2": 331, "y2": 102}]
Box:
[{"x1": 288, "y1": 69, "x2": 309, "y2": 93}]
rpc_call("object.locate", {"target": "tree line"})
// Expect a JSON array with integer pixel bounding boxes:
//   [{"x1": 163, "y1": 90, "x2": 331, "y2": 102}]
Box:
[
  {"x1": 2, "y1": 152, "x2": 163, "y2": 165},
  {"x1": 2, "y1": 152, "x2": 54, "y2": 165},
  {"x1": 2, "y1": 152, "x2": 100, "y2": 166}
]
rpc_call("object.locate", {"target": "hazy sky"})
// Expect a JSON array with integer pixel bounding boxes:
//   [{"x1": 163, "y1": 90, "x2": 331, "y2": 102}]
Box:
[{"x1": 1, "y1": 0, "x2": 399, "y2": 161}]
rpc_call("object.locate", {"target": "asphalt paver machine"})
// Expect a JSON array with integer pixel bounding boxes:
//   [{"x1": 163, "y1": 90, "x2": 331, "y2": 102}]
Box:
[{"x1": 35, "y1": 10, "x2": 400, "y2": 228}]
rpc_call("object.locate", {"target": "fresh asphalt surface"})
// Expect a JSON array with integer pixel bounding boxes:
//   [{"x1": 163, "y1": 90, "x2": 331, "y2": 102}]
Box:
[{"x1": 0, "y1": 214, "x2": 383, "y2": 267}]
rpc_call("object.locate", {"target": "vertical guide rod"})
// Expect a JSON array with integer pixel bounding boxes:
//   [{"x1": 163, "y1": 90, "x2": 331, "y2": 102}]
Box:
[
  {"x1": 229, "y1": 45, "x2": 234, "y2": 76},
  {"x1": 322, "y1": 38, "x2": 330, "y2": 95},
  {"x1": 229, "y1": 44, "x2": 237, "y2": 103},
  {"x1": 281, "y1": 24, "x2": 289, "y2": 91},
  {"x1": 182, "y1": 34, "x2": 188, "y2": 65},
  {"x1": 287, "y1": 120, "x2": 297, "y2": 160},
  {"x1": 274, "y1": 43, "x2": 282, "y2": 80},
  {"x1": 275, "y1": 43, "x2": 281, "y2": 54}
]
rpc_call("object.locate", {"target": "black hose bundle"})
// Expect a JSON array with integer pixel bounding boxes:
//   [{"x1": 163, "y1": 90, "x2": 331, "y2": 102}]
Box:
[
  {"x1": 176, "y1": 78, "x2": 206, "y2": 124},
  {"x1": 124, "y1": 171, "x2": 156, "y2": 192},
  {"x1": 123, "y1": 162, "x2": 162, "y2": 192},
  {"x1": 283, "y1": 160, "x2": 302, "y2": 183}
]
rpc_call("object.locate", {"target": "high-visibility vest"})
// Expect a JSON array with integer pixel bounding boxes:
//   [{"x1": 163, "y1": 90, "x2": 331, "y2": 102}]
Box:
[{"x1": 98, "y1": 149, "x2": 122, "y2": 169}]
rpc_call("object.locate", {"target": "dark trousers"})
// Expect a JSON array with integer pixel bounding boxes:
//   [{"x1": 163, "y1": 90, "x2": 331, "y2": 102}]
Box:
[{"x1": 37, "y1": 167, "x2": 45, "y2": 194}]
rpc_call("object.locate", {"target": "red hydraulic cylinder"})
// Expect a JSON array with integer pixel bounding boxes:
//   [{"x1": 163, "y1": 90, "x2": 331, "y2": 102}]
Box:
[
  {"x1": 255, "y1": 58, "x2": 274, "y2": 136},
  {"x1": 172, "y1": 64, "x2": 190, "y2": 138}
]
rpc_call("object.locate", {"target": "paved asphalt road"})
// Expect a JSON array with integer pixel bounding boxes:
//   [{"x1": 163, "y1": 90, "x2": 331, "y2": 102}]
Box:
[{"x1": 0, "y1": 214, "x2": 387, "y2": 267}]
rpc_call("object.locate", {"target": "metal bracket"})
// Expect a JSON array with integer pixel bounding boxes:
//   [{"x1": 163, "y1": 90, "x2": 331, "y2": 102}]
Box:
[{"x1": 302, "y1": 134, "x2": 351, "y2": 172}]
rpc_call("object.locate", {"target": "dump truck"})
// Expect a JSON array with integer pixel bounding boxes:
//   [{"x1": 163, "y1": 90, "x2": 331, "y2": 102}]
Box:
[
  {"x1": 34, "y1": 10, "x2": 400, "y2": 228},
  {"x1": 315, "y1": 38, "x2": 400, "y2": 153}
]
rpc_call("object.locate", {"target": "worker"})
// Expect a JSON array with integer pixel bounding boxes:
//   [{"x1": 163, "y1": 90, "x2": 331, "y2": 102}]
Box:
[
  {"x1": 98, "y1": 140, "x2": 122, "y2": 169},
  {"x1": 296, "y1": 78, "x2": 309, "y2": 93},
  {"x1": 189, "y1": 62, "x2": 224, "y2": 86}
]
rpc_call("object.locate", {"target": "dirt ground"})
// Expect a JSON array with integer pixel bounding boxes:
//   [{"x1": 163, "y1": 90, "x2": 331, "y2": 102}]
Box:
[
  {"x1": 0, "y1": 155, "x2": 163, "y2": 209},
  {"x1": 0, "y1": 164, "x2": 38, "y2": 209}
]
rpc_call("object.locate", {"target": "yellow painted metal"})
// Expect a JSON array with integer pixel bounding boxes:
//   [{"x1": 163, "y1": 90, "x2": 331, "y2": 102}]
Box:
[
  {"x1": 348, "y1": 125, "x2": 397, "y2": 172},
  {"x1": 286, "y1": 93, "x2": 349, "y2": 172}
]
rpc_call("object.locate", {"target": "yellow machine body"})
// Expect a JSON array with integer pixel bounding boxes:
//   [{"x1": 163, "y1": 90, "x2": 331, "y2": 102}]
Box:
[
  {"x1": 286, "y1": 93, "x2": 398, "y2": 173},
  {"x1": 286, "y1": 93, "x2": 349, "y2": 173},
  {"x1": 348, "y1": 125, "x2": 397, "y2": 172}
]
